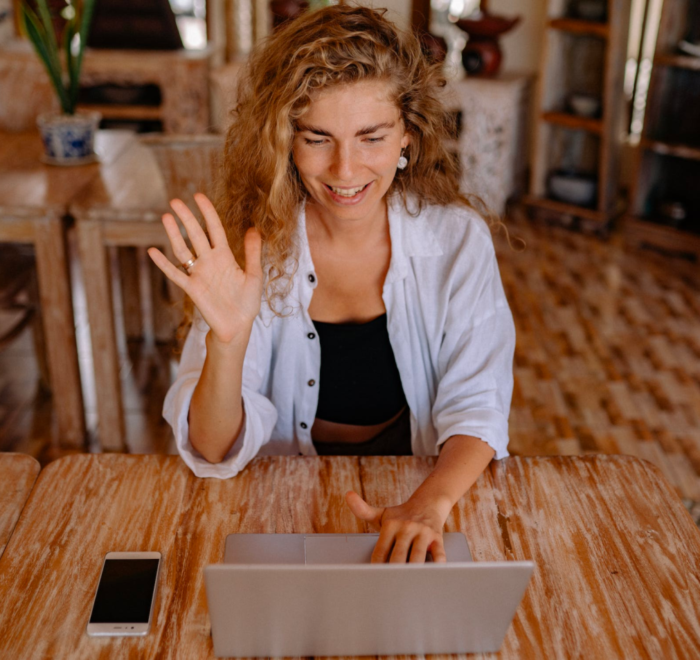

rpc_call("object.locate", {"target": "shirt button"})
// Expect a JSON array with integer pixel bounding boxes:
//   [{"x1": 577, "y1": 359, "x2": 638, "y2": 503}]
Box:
[
  {"x1": 307, "y1": 332, "x2": 316, "y2": 340},
  {"x1": 300, "y1": 422, "x2": 308, "y2": 429},
  {"x1": 308, "y1": 379, "x2": 315, "y2": 387},
  {"x1": 308, "y1": 273, "x2": 316, "y2": 283}
]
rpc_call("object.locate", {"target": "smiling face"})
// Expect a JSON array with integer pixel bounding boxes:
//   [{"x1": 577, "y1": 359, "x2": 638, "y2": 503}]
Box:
[{"x1": 292, "y1": 79, "x2": 410, "y2": 228}]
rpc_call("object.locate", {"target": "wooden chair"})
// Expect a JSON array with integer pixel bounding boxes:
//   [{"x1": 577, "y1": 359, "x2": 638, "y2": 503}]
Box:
[
  {"x1": 140, "y1": 134, "x2": 225, "y2": 212},
  {"x1": 73, "y1": 134, "x2": 224, "y2": 451},
  {"x1": 0, "y1": 245, "x2": 49, "y2": 389},
  {"x1": 0, "y1": 48, "x2": 63, "y2": 393}
]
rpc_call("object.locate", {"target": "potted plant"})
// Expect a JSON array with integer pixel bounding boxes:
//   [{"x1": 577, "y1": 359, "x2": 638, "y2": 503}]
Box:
[{"x1": 19, "y1": 0, "x2": 99, "y2": 165}]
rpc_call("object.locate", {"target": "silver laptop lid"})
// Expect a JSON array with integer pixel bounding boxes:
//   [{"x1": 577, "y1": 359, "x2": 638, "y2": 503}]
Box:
[{"x1": 206, "y1": 533, "x2": 533, "y2": 657}]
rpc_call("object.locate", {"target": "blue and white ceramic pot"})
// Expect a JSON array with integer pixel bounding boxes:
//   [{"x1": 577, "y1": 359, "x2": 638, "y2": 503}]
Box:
[{"x1": 37, "y1": 111, "x2": 102, "y2": 166}]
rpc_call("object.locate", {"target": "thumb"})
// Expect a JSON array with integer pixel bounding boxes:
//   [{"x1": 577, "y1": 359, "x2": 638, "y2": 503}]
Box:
[
  {"x1": 345, "y1": 491, "x2": 384, "y2": 529},
  {"x1": 243, "y1": 227, "x2": 263, "y2": 279}
]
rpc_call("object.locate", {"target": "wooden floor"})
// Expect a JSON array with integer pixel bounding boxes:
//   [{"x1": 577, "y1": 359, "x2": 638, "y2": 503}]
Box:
[{"x1": 2, "y1": 206, "x2": 700, "y2": 514}]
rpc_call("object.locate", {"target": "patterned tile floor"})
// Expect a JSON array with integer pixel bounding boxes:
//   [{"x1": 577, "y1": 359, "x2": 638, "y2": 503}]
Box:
[{"x1": 497, "y1": 208, "x2": 700, "y2": 523}]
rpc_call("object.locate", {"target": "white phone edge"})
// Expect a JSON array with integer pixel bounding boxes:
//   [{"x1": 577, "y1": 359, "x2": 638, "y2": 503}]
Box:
[{"x1": 86, "y1": 551, "x2": 162, "y2": 638}]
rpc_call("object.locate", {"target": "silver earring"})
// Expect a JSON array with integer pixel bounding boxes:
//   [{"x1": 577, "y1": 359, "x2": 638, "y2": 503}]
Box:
[{"x1": 397, "y1": 149, "x2": 408, "y2": 170}]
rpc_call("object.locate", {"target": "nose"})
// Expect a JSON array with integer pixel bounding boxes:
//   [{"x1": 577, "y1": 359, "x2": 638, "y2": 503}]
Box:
[{"x1": 330, "y1": 142, "x2": 358, "y2": 182}]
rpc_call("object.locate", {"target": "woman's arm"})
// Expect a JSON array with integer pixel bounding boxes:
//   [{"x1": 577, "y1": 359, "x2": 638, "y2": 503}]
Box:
[
  {"x1": 188, "y1": 327, "x2": 253, "y2": 463},
  {"x1": 346, "y1": 434, "x2": 494, "y2": 563},
  {"x1": 148, "y1": 193, "x2": 264, "y2": 465}
]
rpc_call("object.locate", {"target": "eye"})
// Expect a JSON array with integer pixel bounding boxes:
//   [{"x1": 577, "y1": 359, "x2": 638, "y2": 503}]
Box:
[
  {"x1": 304, "y1": 138, "x2": 326, "y2": 146},
  {"x1": 365, "y1": 136, "x2": 386, "y2": 143}
]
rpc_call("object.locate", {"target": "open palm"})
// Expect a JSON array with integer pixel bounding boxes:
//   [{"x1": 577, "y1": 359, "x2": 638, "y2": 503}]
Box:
[{"x1": 147, "y1": 193, "x2": 263, "y2": 344}]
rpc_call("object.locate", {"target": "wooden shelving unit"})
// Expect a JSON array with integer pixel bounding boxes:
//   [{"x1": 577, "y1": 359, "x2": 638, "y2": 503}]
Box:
[
  {"x1": 524, "y1": 0, "x2": 632, "y2": 230},
  {"x1": 624, "y1": 0, "x2": 700, "y2": 259},
  {"x1": 0, "y1": 40, "x2": 213, "y2": 133}
]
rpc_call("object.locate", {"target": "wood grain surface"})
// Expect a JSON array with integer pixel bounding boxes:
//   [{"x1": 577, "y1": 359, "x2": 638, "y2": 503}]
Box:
[
  {"x1": 0, "y1": 131, "x2": 135, "y2": 216},
  {"x1": 0, "y1": 454, "x2": 699, "y2": 659},
  {"x1": 0, "y1": 453, "x2": 40, "y2": 558}
]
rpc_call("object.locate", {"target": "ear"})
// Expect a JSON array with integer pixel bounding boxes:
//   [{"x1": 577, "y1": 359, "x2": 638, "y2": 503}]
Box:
[{"x1": 401, "y1": 133, "x2": 411, "y2": 149}]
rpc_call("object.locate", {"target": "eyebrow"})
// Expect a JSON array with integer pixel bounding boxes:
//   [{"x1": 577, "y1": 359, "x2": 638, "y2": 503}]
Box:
[{"x1": 296, "y1": 121, "x2": 396, "y2": 137}]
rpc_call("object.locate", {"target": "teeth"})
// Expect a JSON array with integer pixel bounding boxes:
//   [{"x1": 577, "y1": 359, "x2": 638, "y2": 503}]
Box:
[{"x1": 330, "y1": 184, "x2": 366, "y2": 197}]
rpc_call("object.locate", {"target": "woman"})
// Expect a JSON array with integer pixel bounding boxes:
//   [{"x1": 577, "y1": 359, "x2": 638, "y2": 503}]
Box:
[{"x1": 148, "y1": 5, "x2": 515, "y2": 564}]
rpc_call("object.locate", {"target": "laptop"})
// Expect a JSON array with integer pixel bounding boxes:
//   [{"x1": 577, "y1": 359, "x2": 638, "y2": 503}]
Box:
[{"x1": 205, "y1": 533, "x2": 533, "y2": 657}]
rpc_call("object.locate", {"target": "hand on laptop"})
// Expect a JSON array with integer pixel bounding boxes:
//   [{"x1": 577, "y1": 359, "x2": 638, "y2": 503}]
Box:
[{"x1": 345, "y1": 491, "x2": 446, "y2": 564}]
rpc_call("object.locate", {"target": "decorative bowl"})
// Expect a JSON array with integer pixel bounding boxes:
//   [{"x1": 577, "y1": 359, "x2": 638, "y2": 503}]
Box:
[
  {"x1": 455, "y1": 11, "x2": 521, "y2": 39},
  {"x1": 548, "y1": 170, "x2": 598, "y2": 207},
  {"x1": 567, "y1": 93, "x2": 601, "y2": 118}
]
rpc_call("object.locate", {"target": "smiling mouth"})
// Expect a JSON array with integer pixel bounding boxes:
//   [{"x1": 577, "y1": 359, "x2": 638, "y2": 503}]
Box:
[{"x1": 325, "y1": 183, "x2": 371, "y2": 197}]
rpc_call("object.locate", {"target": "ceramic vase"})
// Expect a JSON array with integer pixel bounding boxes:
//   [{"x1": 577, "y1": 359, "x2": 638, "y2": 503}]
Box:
[{"x1": 37, "y1": 111, "x2": 101, "y2": 166}]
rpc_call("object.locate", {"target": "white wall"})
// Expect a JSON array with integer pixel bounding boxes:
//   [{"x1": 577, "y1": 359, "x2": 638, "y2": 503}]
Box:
[
  {"x1": 488, "y1": 0, "x2": 548, "y2": 75},
  {"x1": 358, "y1": 0, "x2": 412, "y2": 30}
]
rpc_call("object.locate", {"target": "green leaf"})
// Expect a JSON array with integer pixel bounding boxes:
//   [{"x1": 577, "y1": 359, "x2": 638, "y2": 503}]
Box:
[
  {"x1": 20, "y1": 4, "x2": 71, "y2": 113},
  {"x1": 64, "y1": 17, "x2": 77, "y2": 111},
  {"x1": 33, "y1": 0, "x2": 65, "y2": 95},
  {"x1": 73, "y1": 0, "x2": 97, "y2": 106}
]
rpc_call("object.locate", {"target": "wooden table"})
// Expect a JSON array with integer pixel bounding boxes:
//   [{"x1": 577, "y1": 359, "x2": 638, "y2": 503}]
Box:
[
  {"x1": 0, "y1": 453, "x2": 40, "y2": 559},
  {"x1": 0, "y1": 130, "x2": 134, "y2": 447},
  {"x1": 0, "y1": 454, "x2": 698, "y2": 658}
]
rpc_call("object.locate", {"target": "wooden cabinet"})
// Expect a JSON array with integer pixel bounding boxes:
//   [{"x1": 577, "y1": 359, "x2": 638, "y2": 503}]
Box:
[
  {"x1": 624, "y1": 0, "x2": 700, "y2": 259},
  {"x1": 445, "y1": 74, "x2": 533, "y2": 217},
  {"x1": 0, "y1": 40, "x2": 213, "y2": 133},
  {"x1": 523, "y1": 0, "x2": 632, "y2": 230}
]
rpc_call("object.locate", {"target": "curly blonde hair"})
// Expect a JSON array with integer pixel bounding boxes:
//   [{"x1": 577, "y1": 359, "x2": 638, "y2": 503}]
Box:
[{"x1": 210, "y1": 4, "x2": 495, "y2": 318}]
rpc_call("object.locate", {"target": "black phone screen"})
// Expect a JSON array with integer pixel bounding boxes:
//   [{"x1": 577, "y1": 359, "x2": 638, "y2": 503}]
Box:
[{"x1": 89, "y1": 558, "x2": 160, "y2": 624}]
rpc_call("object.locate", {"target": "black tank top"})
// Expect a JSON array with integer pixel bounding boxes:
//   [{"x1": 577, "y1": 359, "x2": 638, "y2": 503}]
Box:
[{"x1": 312, "y1": 314, "x2": 407, "y2": 426}]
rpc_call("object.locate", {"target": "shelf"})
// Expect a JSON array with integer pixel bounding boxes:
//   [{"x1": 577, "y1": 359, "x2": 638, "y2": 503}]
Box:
[
  {"x1": 654, "y1": 52, "x2": 700, "y2": 71},
  {"x1": 624, "y1": 216, "x2": 700, "y2": 258},
  {"x1": 640, "y1": 138, "x2": 700, "y2": 162},
  {"x1": 529, "y1": 0, "x2": 630, "y2": 226},
  {"x1": 548, "y1": 18, "x2": 609, "y2": 39},
  {"x1": 522, "y1": 195, "x2": 607, "y2": 222},
  {"x1": 76, "y1": 104, "x2": 164, "y2": 121},
  {"x1": 541, "y1": 111, "x2": 603, "y2": 135}
]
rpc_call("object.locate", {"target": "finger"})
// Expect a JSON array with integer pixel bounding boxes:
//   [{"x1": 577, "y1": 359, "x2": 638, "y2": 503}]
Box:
[
  {"x1": 243, "y1": 227, "x2": 263, "y2": 280},
  {"x1": 147, "y1": 247, "x2": 190, "y2": 291},
  {"x1": 345, "y1": 491, "x2": 384, "y2": 529},
  {"x1": 389, "y1": 532, "x2": 414, "y2": 564},
  {"x1": 194, "y1": 193, "x2": 228, "y2": 248},
  {"x1": 428, "y1": 537, "x2": 447, "y2": 563},
  {"x1": 408, "y1": 533, "x2": 432, "y2": 564},
  {"x1": 170, "y1": 198, "x2": 211, "y2": 256},
  {"x1": 162, "y1": 213, "x2": 194, "y2": 264},
  {"x1": 371, "y1": 528, "x2": 396, "y2": 564}
]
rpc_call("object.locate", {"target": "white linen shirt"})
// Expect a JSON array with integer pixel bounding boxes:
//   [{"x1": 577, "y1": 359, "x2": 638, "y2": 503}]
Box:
[{"x1": 163, "y1": 196, "x2": 516, "y2": 479}]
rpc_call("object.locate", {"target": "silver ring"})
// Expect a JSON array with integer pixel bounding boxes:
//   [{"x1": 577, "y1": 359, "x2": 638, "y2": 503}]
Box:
[{"x1": 182, "y1": 257, "x2": 197, "y2": 273}]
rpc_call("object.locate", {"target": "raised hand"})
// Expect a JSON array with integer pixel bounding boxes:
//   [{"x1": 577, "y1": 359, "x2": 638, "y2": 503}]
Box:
[{"x1": 147, "y1": 193, "x2": 263, "y2": 345}]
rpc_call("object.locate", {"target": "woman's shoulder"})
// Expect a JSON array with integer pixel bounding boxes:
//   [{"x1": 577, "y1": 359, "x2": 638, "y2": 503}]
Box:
[{"x1": 412, "y1": 199, "x2": 495, "y2": 258}]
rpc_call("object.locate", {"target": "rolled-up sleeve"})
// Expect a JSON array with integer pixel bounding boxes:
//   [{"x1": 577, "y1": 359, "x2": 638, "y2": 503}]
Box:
[
  {"x1": 163, "y1": 312, "x2": 278, "y2": 478},
  {"x1": 432, "y1": 239, "x2": 515, "y2": 459}
]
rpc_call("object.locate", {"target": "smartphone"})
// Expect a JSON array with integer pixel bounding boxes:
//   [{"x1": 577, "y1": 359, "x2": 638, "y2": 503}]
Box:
[{"x1": 86, "y1": 551, "x2": 161, "y2": 637}]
